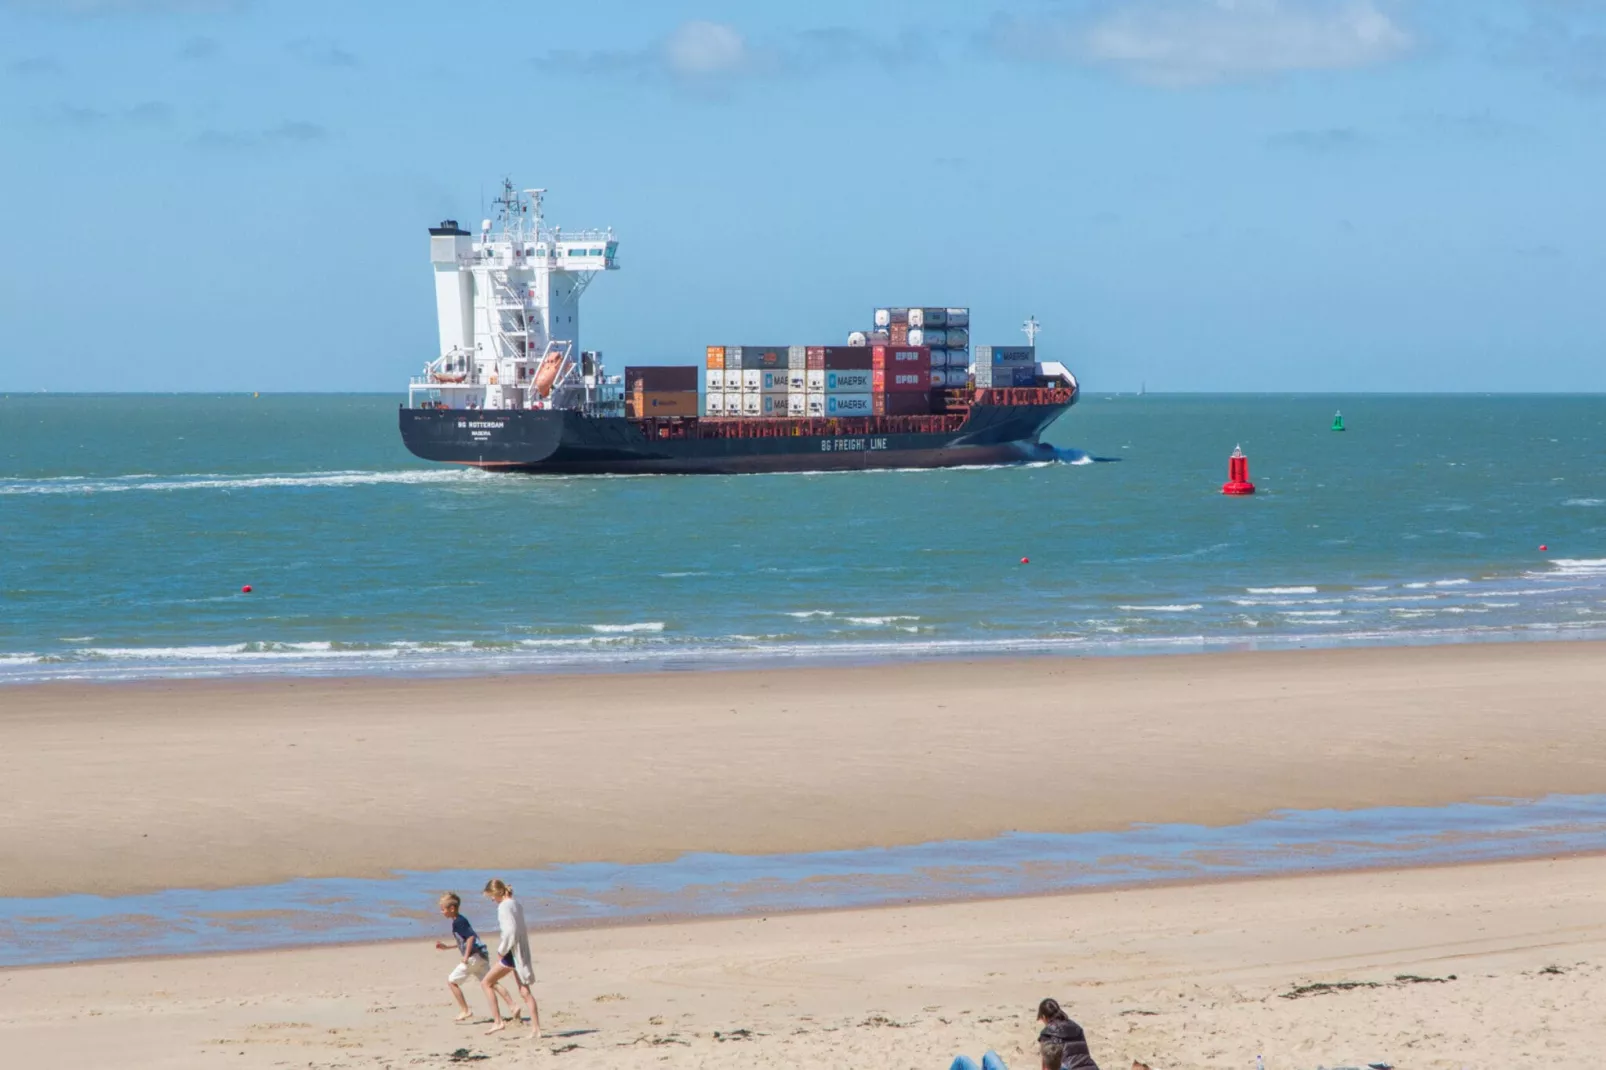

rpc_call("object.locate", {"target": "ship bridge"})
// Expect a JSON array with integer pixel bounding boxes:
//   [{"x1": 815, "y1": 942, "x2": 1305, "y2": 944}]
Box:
[{"x1": 414, "y1": 180, "x2": 621, "y2": 414}]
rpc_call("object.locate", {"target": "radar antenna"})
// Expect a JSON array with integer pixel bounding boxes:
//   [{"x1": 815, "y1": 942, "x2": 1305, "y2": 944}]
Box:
[{"x1": 1022, "y1": 316, "x2": 1041, "y2": 348}]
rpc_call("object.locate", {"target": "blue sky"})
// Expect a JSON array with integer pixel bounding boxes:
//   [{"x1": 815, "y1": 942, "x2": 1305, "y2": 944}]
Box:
[{"x1": 1, "y1": 0, "x2": 1603, "y2": 392}]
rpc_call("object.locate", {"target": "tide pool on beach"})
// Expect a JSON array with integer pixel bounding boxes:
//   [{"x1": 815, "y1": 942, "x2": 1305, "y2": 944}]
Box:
[
  {"x1": 2, "y1": 392, "x2": 1604, "y2": 681},
  {"x1": 5, "y1": 794, "x2": 1606, "y2": 967}
]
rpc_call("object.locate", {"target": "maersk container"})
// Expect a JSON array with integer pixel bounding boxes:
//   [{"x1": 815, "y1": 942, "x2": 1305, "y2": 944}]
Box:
[
  {"x1": 762, "y1": 394, "x2": 790, "y2": 417},
  {"x1": 806, "y1": 369, "x2": 825, "y2": 392},
  {"x1": 788, "y1": 345, "x2": 807, "y2": 370},
  {"x1": 741, "y1": 369, "x2": 762, "y2": 392},
  {"x1": 944, "y1": 308, "x2": 969, "y2": 328},
  {"x1": 740, "y1": 393, "x2": 762, "y2": 416},
  {"x1": 706, "y1": 369, "x2": 726, "y2": 392},
  {"x1": 907, "y1": 307, "x2": 947, "y2": 329},
  {"x1": 806, "y1": 393, "x2": 825, "y2": 418},
  {"x1": 761, "y1": 370, "x2": 789, "y2": 393},
  {"x1": 978, "y1": 345, "x2": 1035, "y2": 366},
  {"x1": 787, "y1": 392, "x2": 806, "y2": 416},
  {"x1": 825, "y1": 393, "x2": 874, "y2": 416},
  {"x1": 787, "y1": 369, "x2": 807, "y2": 392},
  {"x1": 944, "y1": 327, "x2": 969, "y2": 348},
  {"x1": 705, "y1": 346, "x2": 726, "y2": 370},
  {"x1": 908, "y1": 327, "x2": 946, "y2": 348},
  {"x1": 825, "y1": 368, "x2": 874, "y2": 393},
  {"x1": 822, "y1": 346, "x2": 873, "y2": 370}
]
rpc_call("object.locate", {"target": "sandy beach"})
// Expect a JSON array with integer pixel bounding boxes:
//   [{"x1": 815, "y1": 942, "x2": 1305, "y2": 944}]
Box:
[
  {"x1": 2, "y1": 854, "x2": 1602, "y2": 1068},
  {"x1": 3, "y1": 642, "x2": 1606, "y2": 898}
]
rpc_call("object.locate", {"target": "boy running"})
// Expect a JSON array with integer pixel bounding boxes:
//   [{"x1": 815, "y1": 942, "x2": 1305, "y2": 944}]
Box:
[{"x1": 435, "y1": 892, "x2": 515, "y2": 1022}]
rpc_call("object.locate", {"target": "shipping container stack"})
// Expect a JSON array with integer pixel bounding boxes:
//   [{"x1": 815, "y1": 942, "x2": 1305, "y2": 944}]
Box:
[
  {"x1": 624, "y1": 365, "x2": 699, "y2": 418},
  {"x1": 972, "y1": 345, "x2": 1039, "y2": 389},
  {"x1": 703, "y1": 345, "x2": 795, "y2": 417},
  {"x1": 865, "y1": 307, "x2": 972, "y2": 392}
]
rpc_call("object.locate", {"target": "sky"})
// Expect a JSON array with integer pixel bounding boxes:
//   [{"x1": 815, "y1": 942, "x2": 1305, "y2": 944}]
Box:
[{"x1": 1, "y1": 0, "x2": 1604, "y2": 393}]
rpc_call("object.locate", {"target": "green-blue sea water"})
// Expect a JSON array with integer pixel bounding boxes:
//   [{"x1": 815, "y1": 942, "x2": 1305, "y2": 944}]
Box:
[{"x1": 2, "y1": 392, "x2": 1604, "y2": 681}]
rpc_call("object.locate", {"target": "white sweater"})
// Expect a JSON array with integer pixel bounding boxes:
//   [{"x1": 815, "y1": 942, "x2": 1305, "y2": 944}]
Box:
[{"x1": 496, "y1": 896, "x2": 535, "y2": 984}]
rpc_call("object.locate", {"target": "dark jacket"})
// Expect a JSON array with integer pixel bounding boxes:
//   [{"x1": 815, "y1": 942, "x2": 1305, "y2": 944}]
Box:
[{"x1": 1039, "y1": 1018, "x2": 1100, "y2": 1070}]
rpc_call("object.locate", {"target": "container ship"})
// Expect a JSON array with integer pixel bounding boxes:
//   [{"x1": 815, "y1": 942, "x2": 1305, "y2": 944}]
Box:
[{"x1": 400, "y1": 182, "x2": 1079, "y2": 475}]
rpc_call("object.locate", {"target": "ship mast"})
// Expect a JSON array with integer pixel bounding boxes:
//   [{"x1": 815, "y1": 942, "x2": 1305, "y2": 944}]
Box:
[{"x1": 1022, "y1": 316, "x2": 1041, "y2": 348}]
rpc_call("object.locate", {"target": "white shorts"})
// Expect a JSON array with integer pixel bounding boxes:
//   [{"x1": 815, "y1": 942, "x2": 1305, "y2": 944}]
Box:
[{"x1": 448, "y1": 955, "x2": 489, "y2": 985}]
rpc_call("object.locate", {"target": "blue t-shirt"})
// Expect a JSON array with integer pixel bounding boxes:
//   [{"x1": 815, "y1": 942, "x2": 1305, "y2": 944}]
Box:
[{"x1": 451, "y1": 915, "x2": 488, "y2": 958}]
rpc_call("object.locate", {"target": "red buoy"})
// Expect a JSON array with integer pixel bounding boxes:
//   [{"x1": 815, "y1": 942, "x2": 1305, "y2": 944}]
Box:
[
  {"x1": 241, "y1": 585, "x2": 253, "y2": 594},
  {"x1": 1021, "y1": 557, "x2": 1030, "y2": 565},
  {"x1": 1539, "y1": 545, "x2": 1548, "y2": 552},
  {"x1": 1222, "y1": 445, "x2": 1256, "y2": 496}
]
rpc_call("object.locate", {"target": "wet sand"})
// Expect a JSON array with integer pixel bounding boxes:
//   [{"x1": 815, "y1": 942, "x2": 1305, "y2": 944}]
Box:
[
  {"x1": 3, "y1": 641, "x2": 1606, "y2": 899},
  {"x1": 2, "y1": 854, "x2": 1603, "y2": 1068}
]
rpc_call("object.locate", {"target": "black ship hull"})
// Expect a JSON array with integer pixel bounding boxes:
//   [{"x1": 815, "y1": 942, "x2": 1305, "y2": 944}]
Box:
[{"x1": 398, "y1": 399, "x2": 1075, "y2": 475}]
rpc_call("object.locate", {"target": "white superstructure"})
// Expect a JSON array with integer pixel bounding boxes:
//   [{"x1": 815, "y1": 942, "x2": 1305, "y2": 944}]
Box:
[{"x1": 409, "y1": 179, "x2": 623, "y2": 413}]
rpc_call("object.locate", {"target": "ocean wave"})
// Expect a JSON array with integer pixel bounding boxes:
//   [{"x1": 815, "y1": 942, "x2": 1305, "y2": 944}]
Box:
[
  {"x1": 1281, "y1": 610, "x2": 1343, "y2": 617},
  {"x1": 844, "y1": 616, "x2": 921, "y2": 626},
  {"x1": 784, "y1": 611, "x2": 836, "y2": 619},
  {"x1": 589, "y1": 622, "x2": 666, "y2": 634},
  {"x1": 1230, "y1": 597, "x2": 1343, "y2": 607},
  {"x1": 0, "y1": 469, "x2": 488, "y2": 496},
  {"x1": 1405, "y1": 579, "x2": 1472, "y2": 589},
  {"x1": 1246, "y1": 586, "x2": 1319, "y2": 595},
  {"x1": 1563, "y1": 499, "x2": 1604, "y2": 507},
  {"x1": 1536, "y1": 558, "x2": 1606, "y2": 578},
  {"x1": 1117, "y1": 604, "x2": 1203, "y2": 613}
]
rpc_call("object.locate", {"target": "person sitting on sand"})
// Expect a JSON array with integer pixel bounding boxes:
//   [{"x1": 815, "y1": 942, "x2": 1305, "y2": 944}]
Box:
[
  {"x1": 434, "y1": 892, "x2": 516, "y2": 1022},
  {"x1": 481, "y1": 878, "x2": 541, "y2": 1039},
  {"x1": 949, "y1": 1040, "x2": 1066, "y2": 1070},
  {"x1": 1036, "y1": 998, "x2": 1100, "y2": 1070}
]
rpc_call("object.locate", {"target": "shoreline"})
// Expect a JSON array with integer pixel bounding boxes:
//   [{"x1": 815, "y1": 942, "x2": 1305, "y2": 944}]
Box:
[
  {"x1": 7, "y1": 620, "x2": 1606, "y2": 687},
  {"x1": 8, "y1": 846, "x2": 1606, "y2": 973},
  {"x1": 5, "y1": 641, "x2": 1606, "y2": 899}
]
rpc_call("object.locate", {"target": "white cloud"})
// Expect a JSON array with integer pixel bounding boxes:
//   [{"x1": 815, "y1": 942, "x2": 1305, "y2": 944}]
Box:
[
  {"x1": 663, "y1": 20, "x2": 749, "y2": 78},
  {"x1": 991, "y1": 0, "x2": 1414, "y2": 87}
]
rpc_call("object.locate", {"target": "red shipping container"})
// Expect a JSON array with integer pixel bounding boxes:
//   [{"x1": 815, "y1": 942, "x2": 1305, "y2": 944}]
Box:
[
  {"x1": 889, "y1": 322, "x2": 910, "y2": 344},
  {"x1": 873, "y1": 391, "x2": 935, "y2": 416},
  {"x1": 873, "y1": 367, "x2": 932, "y2": 393},
  {"x1": 805, "y1": 345, "x2": 826, "y2": 370},
  {"x1": 871, "y1": 345, "x2": 931, "y2": 372},
  {"x1": 821, "y1": 346, "x2": 873, "y2": 370}
]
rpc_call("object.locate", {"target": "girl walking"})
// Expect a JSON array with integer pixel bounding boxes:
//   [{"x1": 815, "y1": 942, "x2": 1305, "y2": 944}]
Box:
[{"x1": 481, "y1": 878, "x2": 541, "y2": 1039}]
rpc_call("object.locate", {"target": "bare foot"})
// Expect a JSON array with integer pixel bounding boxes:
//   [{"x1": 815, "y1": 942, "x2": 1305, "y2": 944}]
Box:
[
  {"x1": 485, "y1": 1021, "x2": 509, "y2": 1035},
  {"x1": 526, "y1": 1027, "x2": 542, "y2": 1041},
  {"x1": 454, "y1": 1012, "x2": 474, "y2": 1022}
]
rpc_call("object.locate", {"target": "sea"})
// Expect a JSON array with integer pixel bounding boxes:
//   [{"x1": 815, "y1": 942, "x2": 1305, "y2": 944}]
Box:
[{"x1": 2, "y1": 392, "x2": 1604, "y2": 683}]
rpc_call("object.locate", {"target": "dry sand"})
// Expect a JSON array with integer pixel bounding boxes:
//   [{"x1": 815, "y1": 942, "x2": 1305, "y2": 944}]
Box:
[
  {"x1": 3, "y1": 854, "x2": 1603, "y2": 1069},
  {"x1": 4, "y1": 642, "x2": 1606, "y2": 898}
]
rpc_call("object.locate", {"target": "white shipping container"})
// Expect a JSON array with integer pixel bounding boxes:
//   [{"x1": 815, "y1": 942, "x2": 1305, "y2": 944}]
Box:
[
  {"x1": 703, "y1": 391, "x2": 726, "y2": 416},
  {"x1": 806, "y1": 370, "x2": 825, "y2": 392},
  {"x1": 787, "y1": 369, "x2": 807, "y2": 392},
  {"x1": 944, "y1": 308, "x2": 969, "y2": 328},
  {"x1": 824, "y1": 369, "x2": 874, "y2": 392},
  {"x1": 874, "y1": 308, "x2": 892, "y2": 328},
  {"x1": 741, "y1": 393, "x2": 762, "y2": 416},
  {"x1": 908, "y1": 327, "x2": 946, "y2": 347},
  {"x1": 741, "y1": 369, "x2": 762, "y2": 391},
  {"x1": 787, "y1": 392, "x2": 806, "y2": 416},
  {"x1": 705, "y1": 369, "x2": 725, "y2": 391},
  {"x1": 944, "y1": 327, "x2": 969, "y2": 348},
  {"x1": 847, "y1": 331, "x2": 868, "y2": 347},
  {"x1": 788, "y1": 345, "x2": 807, "y2": 369},
  {"x1": 824, "y1": 393, "x2": 874, "y2": 416},
  {"x1": 907, "y1": 307, "x2": 947, "y2": 328},
  {"x1": 806, "y1": 393, "x2": 825, "y2": 418}
]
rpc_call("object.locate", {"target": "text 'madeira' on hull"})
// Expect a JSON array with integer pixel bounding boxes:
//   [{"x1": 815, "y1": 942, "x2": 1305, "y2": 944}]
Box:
[{"x1": 400, "y1": 180, "x2": 1079, "y2": 476}]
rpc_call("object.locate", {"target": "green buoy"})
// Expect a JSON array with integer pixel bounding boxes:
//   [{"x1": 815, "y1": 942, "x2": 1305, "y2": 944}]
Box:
[{"x1": 1331, "y1": 410, "x2": 1345, "y2": 432}]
